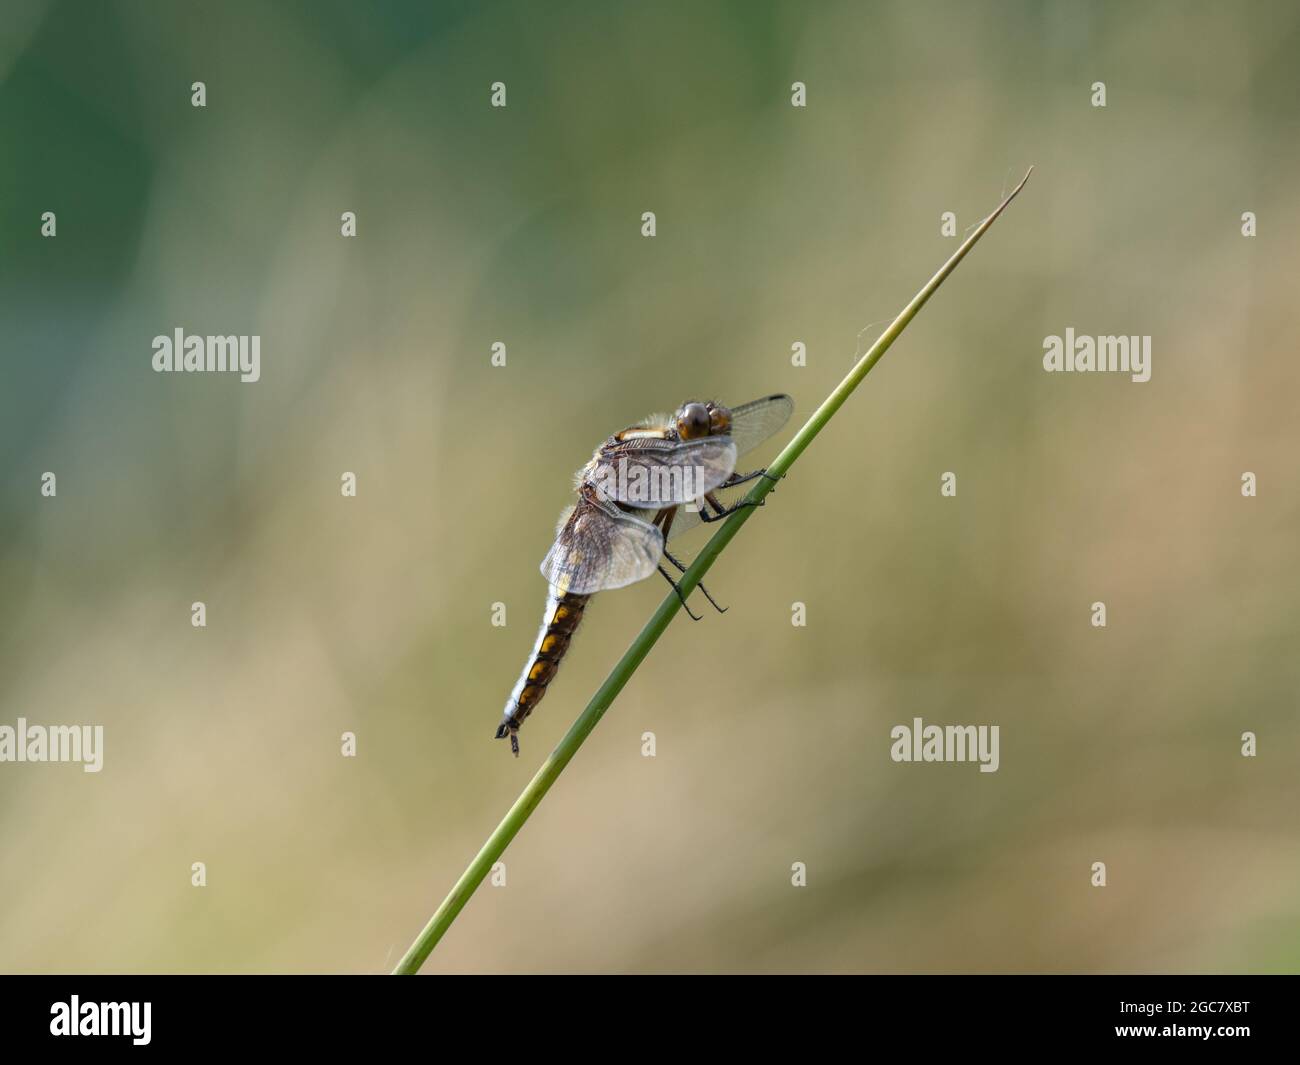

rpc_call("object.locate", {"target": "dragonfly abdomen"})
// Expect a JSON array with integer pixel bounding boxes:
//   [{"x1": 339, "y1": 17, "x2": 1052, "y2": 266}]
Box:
[{"x1": 496, "y1": 589, "x2": 590, "y2": 755}]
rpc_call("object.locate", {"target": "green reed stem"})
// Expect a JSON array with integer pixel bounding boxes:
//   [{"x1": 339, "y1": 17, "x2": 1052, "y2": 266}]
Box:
[{"x1": 392, "y1": 168, "x2": 1032, "y2": 974}]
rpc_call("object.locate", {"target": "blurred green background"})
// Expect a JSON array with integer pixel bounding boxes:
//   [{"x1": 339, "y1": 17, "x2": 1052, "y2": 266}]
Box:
[{"x1": 2, "y1": 0, "x2": 1298, "y2": 973}]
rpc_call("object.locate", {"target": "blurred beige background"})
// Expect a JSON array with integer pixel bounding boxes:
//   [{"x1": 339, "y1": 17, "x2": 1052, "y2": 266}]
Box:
[{"x1": 1, "y1": 0, "x2": 1297, "y2": 972}]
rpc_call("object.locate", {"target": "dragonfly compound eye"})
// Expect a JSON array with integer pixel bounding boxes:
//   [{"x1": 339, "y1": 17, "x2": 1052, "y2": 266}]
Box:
[{"x1": 677, "y1": 402, "x2": 711, "y2": 439}]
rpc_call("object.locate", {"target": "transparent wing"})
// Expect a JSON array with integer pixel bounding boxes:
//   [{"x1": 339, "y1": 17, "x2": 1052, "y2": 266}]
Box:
[
  {"x1": 588, "y1": 395, "x2": 793, "y2": 507},
  {"x1": 727, "y1": 394, "x2": 795, "y2": 458},
  {"x1": 540, "y1": 496, "x2": 664, "y2": 595},
  {"x1": 660, "y1": 500, "x2": 705, "y2": 542},
  {"x1": 587, "y1": 436, "x2": 738, "y2": 507},
  {"x1": 628, "y1": 489, "x2": 750, "y2": 545},
  {"x1": 590, "y1": 395, "x2": 795, "y2": 536},
  {"x1": 652, "y1": 394, "x2": 795, "y2": 541}
]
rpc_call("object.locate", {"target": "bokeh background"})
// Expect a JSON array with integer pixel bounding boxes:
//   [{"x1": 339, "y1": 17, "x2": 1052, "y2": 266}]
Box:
[{"x1": 2, "y1": 0, "x2": 1298, "y2": 974}]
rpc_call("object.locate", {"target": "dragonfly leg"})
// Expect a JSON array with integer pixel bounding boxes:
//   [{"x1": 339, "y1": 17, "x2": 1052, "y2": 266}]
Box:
[
  {"x1": 509, "y1": 726, "x2": 519, "y2": 757},
  {"x1": 721, "y1": 467, "x2": 784, "y2": 491},
  {"x1": 658, "y1": 565, "x2": 702, "y2": 620},
  {"x1": 663, "y1": 547, "x2": 727, "y2": 614},
  {"x1": 698, "y1": 489, "x2": 764, "y2": 522},
  {"x1": 654, "y1": 508, "x2": 723, "y2": 614},
  {"x1": 719, "y1": 467, "x2": 766, "y2": 489}
]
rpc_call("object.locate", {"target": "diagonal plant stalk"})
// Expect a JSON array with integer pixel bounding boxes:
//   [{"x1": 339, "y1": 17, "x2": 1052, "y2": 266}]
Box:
[{"x1": 393, "y1": 168, "x2": 1032, "y2": 974}]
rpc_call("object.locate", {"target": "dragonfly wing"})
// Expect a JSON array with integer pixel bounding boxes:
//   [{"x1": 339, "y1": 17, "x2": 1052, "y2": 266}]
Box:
[
  {"x1": 651, "y1": 395, "x2": 795, "y2": 541},
  {"x1": 588, "y1": 437, "x2": 738, "y2": 507},
  {"x1": 727, "y1": 394, "x2": 794, "y2": 458},
  {"x1": 663, "y1": 501, "x2": 705, "y2": 542},
  {"x1": 588, "y1": 395, "x2": 794, "y2": 540},
  {"x1": 540, "y1": 497, "x2": 664, "y2": 595}
]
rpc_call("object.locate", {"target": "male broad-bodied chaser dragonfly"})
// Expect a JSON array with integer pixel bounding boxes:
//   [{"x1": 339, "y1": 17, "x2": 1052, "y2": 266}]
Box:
[{"x1": 496, "y1": 394, "x2": 795, "y2": 755}]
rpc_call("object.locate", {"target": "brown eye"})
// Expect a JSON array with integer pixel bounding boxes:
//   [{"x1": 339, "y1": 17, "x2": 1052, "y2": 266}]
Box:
[{"x1": 677, "y1": 402, "x2": 710, "y2": 439}]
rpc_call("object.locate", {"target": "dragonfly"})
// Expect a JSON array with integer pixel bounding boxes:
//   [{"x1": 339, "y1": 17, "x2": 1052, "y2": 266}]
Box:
[{"x1": 495, "y1": 393, "x2": 795, "y2": 755}]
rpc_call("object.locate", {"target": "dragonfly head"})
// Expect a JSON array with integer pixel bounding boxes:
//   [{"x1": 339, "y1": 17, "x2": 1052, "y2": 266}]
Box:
[{"x1": 675, "y1": 400, "x2": 732, "y2": 440}]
